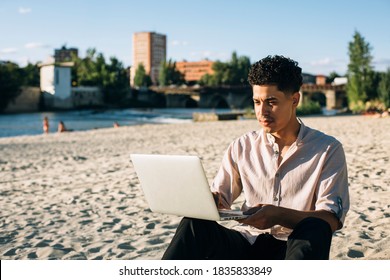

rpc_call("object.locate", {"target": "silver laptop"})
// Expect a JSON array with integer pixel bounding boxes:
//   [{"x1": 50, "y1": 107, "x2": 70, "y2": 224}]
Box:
[{"x1": 130, "y1": 154, "x2": 248, "y2": 221}]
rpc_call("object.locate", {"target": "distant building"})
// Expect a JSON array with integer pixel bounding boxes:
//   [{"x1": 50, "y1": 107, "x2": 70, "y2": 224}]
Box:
[
  {"x1": 72, "y1": 86, "x2": 103, "y2": 108},
  {"x1": 316, "y1": 75, "x2": 327, "y2": 85},
  {"x1": 332, "y1": 77, "x2": 348, "y2": 86},
  {"x1": 131, "y1": 31, "x2": 166, "y2": 86},
  {"x1": 39, "y1": 61, "x2": 74, "y2": 109},
  {"x1": 302, "y1": 73, "x2": 316, "y2": 84},
  {"x1": 176, "y1": 60, "x2": 214, "y2": 83},
  {"x1": 54, "y1": 46, "x2": 78, "y2": 62}
]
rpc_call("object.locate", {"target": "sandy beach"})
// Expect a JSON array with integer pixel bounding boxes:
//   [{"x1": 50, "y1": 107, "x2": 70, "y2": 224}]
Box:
[{"x1": 0, "y1": 115, "x2": 389, "y2": 260}]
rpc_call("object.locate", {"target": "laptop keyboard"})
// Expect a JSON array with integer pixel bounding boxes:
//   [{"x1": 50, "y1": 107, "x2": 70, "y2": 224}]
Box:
[{"x1": 218, "y1": 209, "x2": 245, "y2": 217}]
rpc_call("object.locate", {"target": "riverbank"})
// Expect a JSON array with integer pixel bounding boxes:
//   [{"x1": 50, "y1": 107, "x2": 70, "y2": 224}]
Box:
[
  {"x1": 0, "y1": 115, "x2": 389, "y2": 259},
  {"x1": 0, "y1": 108, "x2": 198, "y2": 138}
]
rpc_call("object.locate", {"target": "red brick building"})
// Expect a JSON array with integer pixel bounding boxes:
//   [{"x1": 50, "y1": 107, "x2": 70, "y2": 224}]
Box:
[{"x1": 176, "y1": 60, "x2": 214, "y2": 83}]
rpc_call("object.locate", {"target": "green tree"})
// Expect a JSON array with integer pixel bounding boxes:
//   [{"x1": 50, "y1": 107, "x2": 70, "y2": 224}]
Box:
[
  {"x1": 347, "y1": 31, "x2": 374, "y2": 108},
  {"x1": 199, "y1": 52, "x2": 251, "y2": 86},
  {"x1": 366, "y1": 70, "x2": 381, "y2": 100},
  {"x1": 70, "y1": 52, "x2": 79, "y2": 86},
  {"x1": 327, "y1": 71, "x2": 341, "y2": 84},
  {"x1": 75, "y1": 48, "x2": 101, "y2": 86},
  {"x1": 199, "y1": 73, "x2": 214, "y2": 86},
  {"x1": 226, "y1": 51, "x2": 251, "y2": 85},
  {"x1": 378, "y1": 68, "x2": 390, "y2": 109},
  {"x1": 103, "y1": 57, "x2": 130, "y2": 104},
  {"x1": 158, "y1": 59, "x2": 185, "y2": 86},
  {"x1": 0, "y1": 62, "x2": 22, "y2": 112},
  {"x1": 20, "y1": 62, "x2": 40, "y2": 86},
  {"x1": 133, "y1": 63, "x2": 152, "y2": 87},
  {"x1": 200, "y1": 60, "x2": 227, "y2": 86},
  {"x1": 73, "y1": 48, "x2": 129, "y2": 104}
]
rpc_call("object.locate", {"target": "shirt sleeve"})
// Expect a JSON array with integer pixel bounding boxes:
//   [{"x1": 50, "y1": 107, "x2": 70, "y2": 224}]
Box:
[
  {"x1": 315, "y1": 141, "x2": 350, "y2": 229},
  {"x1": 211, "y1": 140, "x2": 243, "y2": 209}
]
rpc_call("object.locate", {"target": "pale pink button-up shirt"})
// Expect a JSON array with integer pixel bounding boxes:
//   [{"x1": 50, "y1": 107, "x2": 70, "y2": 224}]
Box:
[{"x1": 211, "y1": 119, "x2": 349, "y2": 243}]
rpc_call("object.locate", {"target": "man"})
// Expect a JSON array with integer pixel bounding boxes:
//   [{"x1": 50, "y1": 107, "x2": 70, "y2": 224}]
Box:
[{"x1": 162, "y1": 55, "x2": 349, "y2": 260}]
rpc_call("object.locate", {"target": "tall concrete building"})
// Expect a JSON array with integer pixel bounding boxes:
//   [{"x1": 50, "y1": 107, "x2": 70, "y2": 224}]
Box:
[{"x1": 131, "y1": 32, "x2": 166, "y2": 86}]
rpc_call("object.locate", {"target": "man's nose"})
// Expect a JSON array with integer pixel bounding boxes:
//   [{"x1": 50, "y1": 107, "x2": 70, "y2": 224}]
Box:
[{"x1": 259, "y1": 103, "x2": 269, "y2": 115}]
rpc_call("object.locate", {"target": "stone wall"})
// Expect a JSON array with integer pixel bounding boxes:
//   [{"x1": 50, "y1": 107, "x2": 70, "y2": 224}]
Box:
[{"x1": 4, "y1": 87, "x2": 41, "y2": 113}]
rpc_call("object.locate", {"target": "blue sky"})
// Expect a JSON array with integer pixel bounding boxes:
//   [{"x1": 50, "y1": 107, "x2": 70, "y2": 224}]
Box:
[{"x1": 1, "y1": 0, "x2": 389, "y2": 75}]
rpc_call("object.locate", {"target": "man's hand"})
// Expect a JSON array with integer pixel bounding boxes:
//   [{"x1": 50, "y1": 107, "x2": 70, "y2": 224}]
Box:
[
  {"x1": 239, "y1": 205, "x2": 339, "y2": 232},
  {"x1": 212, "y1": 192, "x2": 226, "y2": 209},
  {"x1": 238, "y1": 204, "x2": 277, "y2": 229}
]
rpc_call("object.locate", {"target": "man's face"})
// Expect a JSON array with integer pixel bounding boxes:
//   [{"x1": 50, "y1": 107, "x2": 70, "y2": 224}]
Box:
[{"x1": 252, "y1": 85, "x2": 299, "y2": 135}]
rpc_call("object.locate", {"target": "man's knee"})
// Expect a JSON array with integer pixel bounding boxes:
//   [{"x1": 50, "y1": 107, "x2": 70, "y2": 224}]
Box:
[
  {"x1": 286, "y1": 217, "x2": 333, "y2": 260},
  {"x1": 178, "y1": 217, "x2": 218, "y2": 237},
  {"x1": 293, "y1": 217, "x2": 332, "y2": 237},
  {"x1": 180, "y1": 217, "x2": 217, "y2": 228}
]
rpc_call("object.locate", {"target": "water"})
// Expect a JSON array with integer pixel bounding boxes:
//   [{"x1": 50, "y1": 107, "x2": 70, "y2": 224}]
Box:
[{"x1": 0, "y1": 108, "x2": 239, "y2": 138}]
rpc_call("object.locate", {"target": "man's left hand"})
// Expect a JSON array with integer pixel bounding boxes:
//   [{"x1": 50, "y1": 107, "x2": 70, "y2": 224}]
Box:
[{"x1": 238, "y1": 204, "x2": 278, "y2": 230}]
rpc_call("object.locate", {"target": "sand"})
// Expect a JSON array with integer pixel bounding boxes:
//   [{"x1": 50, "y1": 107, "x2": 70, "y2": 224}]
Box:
[{"x1": 0, "y1": 115, "x2": 389, "y2": 260}]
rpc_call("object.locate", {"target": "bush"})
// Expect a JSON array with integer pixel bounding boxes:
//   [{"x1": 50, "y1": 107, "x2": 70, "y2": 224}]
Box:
[
  {"x1": 349, "y1": 99, "x2": 386, "y2": 114},
  {"x1": 297, "y1": 101, "x2": 322, "y2": 116},
  {"x1": 349, "y1": 100, "x2": 365, "y2": 114},
  {"x1": 364, "y1": 99, "x2": 386, "y2": 115}
]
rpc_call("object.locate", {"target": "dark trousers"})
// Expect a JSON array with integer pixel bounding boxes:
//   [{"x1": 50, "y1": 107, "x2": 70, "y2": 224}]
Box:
[{"x1": 162, "y1": 217, "x2": 332, "y2": 260}]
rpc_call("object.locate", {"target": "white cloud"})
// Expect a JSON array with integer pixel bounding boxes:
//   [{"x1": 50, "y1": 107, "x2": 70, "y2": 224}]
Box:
[
  {"x1": 18, "y1": 7, "x2": 32, "y2": 14},
  {"x1": 171, "y1": 40, "x2": 189, "y2": 47},
  {"x1": 188, "y1": 50, "x2": 229, "y2": 61},
  {"x1": 373, "y1": 58, "x2": 390, "y2": 72},
  {"x1": 24, "y1": 42, "x2": 50, "y2": 49},
  {"x1": 0, "y1": 48, "x2": 18, "y2": 54},
  {"x1": 171, "y1": 40, "x2": 180, "y2": 46},
  {"x1": 302, "y1": 57, "x2": 348, "y2": 75},
  {"x1": 215, "y1": 52, "x2": 229, "y2": 60},
  {"x1": 201, "y1": 50, "x2": 212, "y2": 57},
  {"x1": 374, "y1": 58, "x2": 390, "y2": 66},
  {"x1": 15, "y1": 56, "x2": 30, "y2": 67},
  {"x1": 310, "y1": 57, "x2": 331, "y2": 66}
]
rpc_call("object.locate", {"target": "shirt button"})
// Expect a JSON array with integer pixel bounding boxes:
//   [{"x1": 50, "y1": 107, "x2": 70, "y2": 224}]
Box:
[
  {"x1": 273, "y1": 196, "x2": 278, "y2": 201},
  {"x1": 275, "y1": 173, "x2": 280, "y2": 177}
]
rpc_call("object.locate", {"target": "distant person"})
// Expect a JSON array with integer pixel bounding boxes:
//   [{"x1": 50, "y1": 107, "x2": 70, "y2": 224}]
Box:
[
  {"x1": 57, "y1": 121, "x2": 67, "y2": 133},
  {"x1": 113, "y1": 122, "x2": 120, "y2": 128},
  {"x1": 43, "y1": 116, "x2": 49, "y2": 134}
]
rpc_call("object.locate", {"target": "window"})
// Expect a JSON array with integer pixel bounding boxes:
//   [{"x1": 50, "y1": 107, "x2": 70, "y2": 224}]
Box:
[{"x1": 55, "y1": 69, "x2": 59, "y2": 85}]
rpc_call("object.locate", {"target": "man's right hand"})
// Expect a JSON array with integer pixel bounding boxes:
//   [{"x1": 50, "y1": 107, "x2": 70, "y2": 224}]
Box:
[{"x1": 212, "y1": 192, "x2": 225, "y2": 209}]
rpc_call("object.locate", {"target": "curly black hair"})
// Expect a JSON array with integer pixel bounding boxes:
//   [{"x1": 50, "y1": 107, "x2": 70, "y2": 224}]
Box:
[{"x1": 248, "y1": 55, "x2": 302, "y2": 94}]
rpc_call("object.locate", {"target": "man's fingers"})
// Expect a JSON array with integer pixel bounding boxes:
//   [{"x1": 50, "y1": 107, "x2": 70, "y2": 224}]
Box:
[
  {"x1": 212, "y1": 192, "x2": 220, "y2": 206},
  {"x1": 243, "y1": 205, "x2": 263, "y2": 215}
]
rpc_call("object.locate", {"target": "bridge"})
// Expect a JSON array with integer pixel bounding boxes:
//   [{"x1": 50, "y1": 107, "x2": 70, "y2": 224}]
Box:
[
  {"x1": 137, "y1": 86, "x2": 253, "y2": 109},
  {"x1": 136, "y1": 84, "x2": 347, "y2": 110},
  {"x1": 300, "y1": 84, "x2": 347, "y2": 110}
]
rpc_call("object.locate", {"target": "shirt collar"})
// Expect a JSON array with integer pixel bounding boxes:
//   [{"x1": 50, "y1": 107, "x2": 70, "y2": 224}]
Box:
[
  {"x1": 264, "y1": 118, "x2": 306, "y2": 146},
  {"x1": 296, "y1": 118, "x2": 306, "y2": 146}
]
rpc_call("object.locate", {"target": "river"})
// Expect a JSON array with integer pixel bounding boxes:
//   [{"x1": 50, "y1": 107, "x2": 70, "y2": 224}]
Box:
[{"x1": 0, "y1": 108, "x2": 240, "y2": 138}]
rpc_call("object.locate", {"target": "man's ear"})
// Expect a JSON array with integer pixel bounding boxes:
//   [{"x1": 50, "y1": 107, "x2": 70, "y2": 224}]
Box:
[{"x1": 292, "y1": 92, "x2": 300, "y2": 107}]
